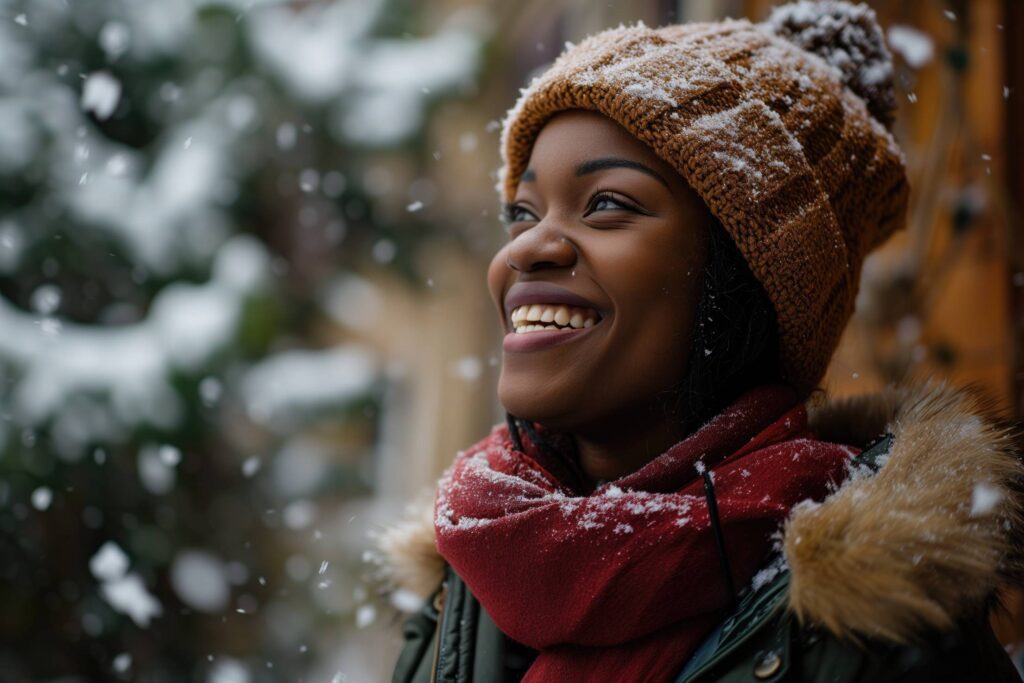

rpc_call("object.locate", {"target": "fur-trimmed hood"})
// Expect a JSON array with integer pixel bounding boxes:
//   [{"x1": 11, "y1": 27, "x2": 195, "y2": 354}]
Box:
[{"x1": 372, "y1": 382, "x2": 1023, "y2": 644}]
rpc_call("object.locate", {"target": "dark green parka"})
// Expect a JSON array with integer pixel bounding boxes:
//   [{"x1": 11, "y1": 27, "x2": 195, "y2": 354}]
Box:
[{"x1": 380, "y1": 384, "x2": 1024, "y2": 682}]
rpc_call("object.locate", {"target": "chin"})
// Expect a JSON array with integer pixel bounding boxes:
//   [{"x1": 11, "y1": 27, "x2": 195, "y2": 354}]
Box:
[{"x1": 497, "y1": 377, "x2": 579, "y2": 430}]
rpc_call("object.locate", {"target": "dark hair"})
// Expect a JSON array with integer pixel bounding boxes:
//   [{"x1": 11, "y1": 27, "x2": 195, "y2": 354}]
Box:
[
  {"x1": 670, "y1": 217, "x2": 782, "y2": 431},
  {"x1": 505, "y1": 217, "x2": 781, "y2": 455}
]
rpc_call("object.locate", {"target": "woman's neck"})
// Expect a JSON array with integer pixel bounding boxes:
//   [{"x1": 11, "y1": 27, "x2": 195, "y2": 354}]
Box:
[{"x1": 570, "y1": 405, "x2": 688, "y2": 484}]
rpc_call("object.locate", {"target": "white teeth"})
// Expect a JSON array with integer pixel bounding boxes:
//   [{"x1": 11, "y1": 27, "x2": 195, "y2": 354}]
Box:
[{"x1": 510, "y1": 304, "x2": 600, "y2": 334}]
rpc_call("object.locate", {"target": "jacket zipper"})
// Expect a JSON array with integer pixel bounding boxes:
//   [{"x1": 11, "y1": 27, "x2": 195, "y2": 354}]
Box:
[{"x1": 429, "y1": 580, "x2": 449, "y2": 683}]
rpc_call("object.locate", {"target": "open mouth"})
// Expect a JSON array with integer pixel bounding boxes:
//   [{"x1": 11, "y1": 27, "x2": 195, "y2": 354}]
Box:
[{"x1": 509, "y1": 304, "x2": 601, "y2": 334}]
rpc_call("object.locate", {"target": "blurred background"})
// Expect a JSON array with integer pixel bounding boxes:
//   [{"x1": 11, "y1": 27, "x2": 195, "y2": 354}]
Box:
[{"x1": 0, "y1": 0, "x2": 1020, "y2": 681}]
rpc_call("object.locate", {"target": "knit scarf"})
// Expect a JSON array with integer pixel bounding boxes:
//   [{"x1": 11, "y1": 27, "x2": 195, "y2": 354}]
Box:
[{"x1": 434, "y1": 386, "x2": 853, "y2": 682}]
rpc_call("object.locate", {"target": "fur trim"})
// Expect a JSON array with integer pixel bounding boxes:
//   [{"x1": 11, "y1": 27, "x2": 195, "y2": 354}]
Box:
[
  {"x1": 368, "y1": 491, "x2": 445, "y2": 601},
  {"x1": 373, "y1": 382, "x2": 1024, "y2": 643},
  {"x1": 792, "y1": 381, "x2": 1024, "y2": 643}
]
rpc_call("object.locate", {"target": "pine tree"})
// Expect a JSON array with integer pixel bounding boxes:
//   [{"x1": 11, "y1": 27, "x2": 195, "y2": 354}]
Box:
[{"x1": 0, "y1": 0, "x2": 483, "y2": 679}]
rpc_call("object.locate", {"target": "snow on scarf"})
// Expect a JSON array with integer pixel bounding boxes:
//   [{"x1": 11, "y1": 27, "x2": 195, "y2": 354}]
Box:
[{"x1": 435, "y1": 385, "x2": 853, "y2": 682}]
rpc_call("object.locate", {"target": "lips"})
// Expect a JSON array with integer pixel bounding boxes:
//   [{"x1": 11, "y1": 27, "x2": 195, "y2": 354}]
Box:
[
  {"x1": 503, "y1": 282, "x2": 603, "y2": 324},
  {"x1": 501, "y1": 282, "x2": 604, "y2": 352}
]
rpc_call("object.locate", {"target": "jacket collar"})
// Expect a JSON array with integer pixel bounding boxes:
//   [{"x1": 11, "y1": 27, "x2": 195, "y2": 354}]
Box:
[
  {"x1": 793, "y1": 380, "x2": 1022, "y2": 642},
  {"x1": 372, "y1": 381, "x2": 1023, "y2": 644}
]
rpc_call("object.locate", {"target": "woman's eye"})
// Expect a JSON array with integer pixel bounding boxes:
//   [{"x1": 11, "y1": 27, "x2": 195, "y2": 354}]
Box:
[
  {"x1": 504, "y1": 204, "x2": 538, "y2": 224},
  {"x1": 588, "y1": 194, "x2": 633, "y2": 213}
]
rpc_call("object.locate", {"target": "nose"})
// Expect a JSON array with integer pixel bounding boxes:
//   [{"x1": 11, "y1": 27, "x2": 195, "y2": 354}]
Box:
[{"x1": 506, "y1": 219, "x2": 577, "y2": 273}]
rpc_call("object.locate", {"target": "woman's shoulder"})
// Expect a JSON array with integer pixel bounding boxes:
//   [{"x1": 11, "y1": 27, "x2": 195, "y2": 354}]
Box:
[
  {"x1": 392, "y1": 561, "x2": 1021, "y2": 683},
  {"x1": 680, "y1": 564, "x2": 1020, "y2": 683},
  {"x1": 380, "y1": 380, "x2": 1024, "y2": 681},
  {"x1": 792, "y1": 381, "x2": 1022, "y2": 645},
  {"x1": 683, "y1": 379, "x2": 1023, "y2": 682}
]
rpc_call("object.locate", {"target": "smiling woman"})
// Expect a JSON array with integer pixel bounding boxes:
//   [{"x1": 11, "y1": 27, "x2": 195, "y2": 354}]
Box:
[
  {"x1": 380, "y1": 3, "x2": 1024, "y2": 683},
  {"x1": 490, "y1": 110, "x2": 780, "y2": 482},
  {"x1": 494, "y1": 111, "x2": 710, "y2": 477}
]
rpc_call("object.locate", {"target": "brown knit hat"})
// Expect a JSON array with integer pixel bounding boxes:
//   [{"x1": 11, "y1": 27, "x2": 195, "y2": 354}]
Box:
[{"x1": 497, "y1": 1, "x2": 909, "y2": 395}]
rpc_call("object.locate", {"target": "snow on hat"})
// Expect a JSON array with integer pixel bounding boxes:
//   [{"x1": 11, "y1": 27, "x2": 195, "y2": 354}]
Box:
[{"x1": 497, "y1": 1, "x2": 909, "y2": 395}]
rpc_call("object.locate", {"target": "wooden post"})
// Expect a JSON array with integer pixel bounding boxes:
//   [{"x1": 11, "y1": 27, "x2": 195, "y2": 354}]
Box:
[{"x1": 1006, "y1": 0, "x2": 1024, "y2": 416}]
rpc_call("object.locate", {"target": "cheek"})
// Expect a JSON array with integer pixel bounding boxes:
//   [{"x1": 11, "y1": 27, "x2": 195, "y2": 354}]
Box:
[
  {"x1": 613, "y1": 280, "x2": 697, "y2": 392},
  {"x1": 603, "y1": 238, "x2": 704, "y2": 381},
  {"x1": 487, "y1": 245, "x2": 512, "y2": 316},
  {"x1": 605, "y1": 233, "x2": 703, "y2": 316}
]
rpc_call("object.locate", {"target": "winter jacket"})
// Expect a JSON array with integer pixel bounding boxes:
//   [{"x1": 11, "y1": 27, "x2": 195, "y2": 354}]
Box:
[{"x1": 379, "y1": 383, "x2": 1024, "y2": 682}]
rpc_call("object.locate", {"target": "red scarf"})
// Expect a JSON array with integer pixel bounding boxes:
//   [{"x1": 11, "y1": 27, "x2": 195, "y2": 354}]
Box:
[{"x1": 435, "y1": 386, "x2": 853, "y2": 682}]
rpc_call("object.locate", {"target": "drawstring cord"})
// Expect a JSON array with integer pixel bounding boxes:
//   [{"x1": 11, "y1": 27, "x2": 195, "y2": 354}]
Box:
[
  {"x1": 506, "y1": 413, "x2": 525, "y2": 452},
  {"x1": 702, "y1": 469, "x2": 738, "y2": 614},
  {"x1": 510, "y1": 414, "x2": 739, "y2": 614}
]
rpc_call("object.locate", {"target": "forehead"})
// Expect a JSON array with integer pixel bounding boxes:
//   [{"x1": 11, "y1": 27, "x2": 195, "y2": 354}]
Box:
[{"x1": 523, "y1": 110, "x2": 669, "y2": 178}]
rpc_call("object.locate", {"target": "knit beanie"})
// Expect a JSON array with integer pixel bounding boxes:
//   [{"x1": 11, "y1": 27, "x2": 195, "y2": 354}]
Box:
[{"x1": 497, "y1": 1, "x2": 909, "y2": 395}]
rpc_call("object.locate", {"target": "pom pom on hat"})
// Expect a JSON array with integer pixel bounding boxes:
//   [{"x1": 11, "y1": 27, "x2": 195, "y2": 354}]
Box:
[{"x1": 765, "y1": 1, "x2": 897, "y2": 127}]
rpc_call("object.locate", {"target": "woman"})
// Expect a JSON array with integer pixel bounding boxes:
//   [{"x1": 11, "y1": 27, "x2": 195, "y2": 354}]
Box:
[{"x1": 379, "y1": 3, "x2": 1023, "y2": 681}]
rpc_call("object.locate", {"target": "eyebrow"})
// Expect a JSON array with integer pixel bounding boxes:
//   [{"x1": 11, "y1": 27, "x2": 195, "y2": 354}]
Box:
[{"x1": 518, "y1": 157, "x2": 670, "y2": 189}]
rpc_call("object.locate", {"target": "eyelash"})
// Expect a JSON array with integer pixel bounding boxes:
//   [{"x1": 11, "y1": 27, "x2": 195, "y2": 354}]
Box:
[
  {"x1": 502, "y1": 192, "x2": 638, "y2": 226},
  {"x1": 502, "y1": 203, "x2": 536, "y2": 224}
]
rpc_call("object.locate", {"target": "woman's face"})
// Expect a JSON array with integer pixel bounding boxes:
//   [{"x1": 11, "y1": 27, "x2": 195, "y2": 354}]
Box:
[{"x1": 488, "y1": 110, "x2": 710, "y2": 434}]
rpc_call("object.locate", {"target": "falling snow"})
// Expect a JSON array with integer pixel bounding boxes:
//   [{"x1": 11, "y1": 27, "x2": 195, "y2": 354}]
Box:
[
  {"x1": 355, "y1": 604, "x2": 376, "y2": 628},
  {"x1": 90, "y1": 542, "x2": 129, "y2": 582},
  {"x1": 389, "y1": 588, "x2": 426, "y2": 613},
  {"x1": 208, "y1": 658, "x2": 250, "y2": 683},
  {"x1": 89, "y1": 542, "x2": 163, "y2": 627},
  {"x1": 101, "y1": 572, "x2": 164, "y2": 627},
  {"x1": 450, "y1": 355, "x2": 483, "y2": 382},
  {"x1": 886, "y1": 25, "x2": 934, "y2": 69},
  {"x1": 170, "y1": 550, "x2": 231, "y2": 612},
  {"x1": 241, "y1": 456, "x2": 261, "y2": 477},
  {"x1": 81, "y1": 72, "x2": 123, "y2": 120},
  {"x1": 971, "y1": 482, "x2": 1003, "y2": 517},
  {"x1": 112, "y1": 653, "x2": 132, "y2": 673},
  {"x1": 31, "y1": 486, "x2": 53, "y2": 511}
]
